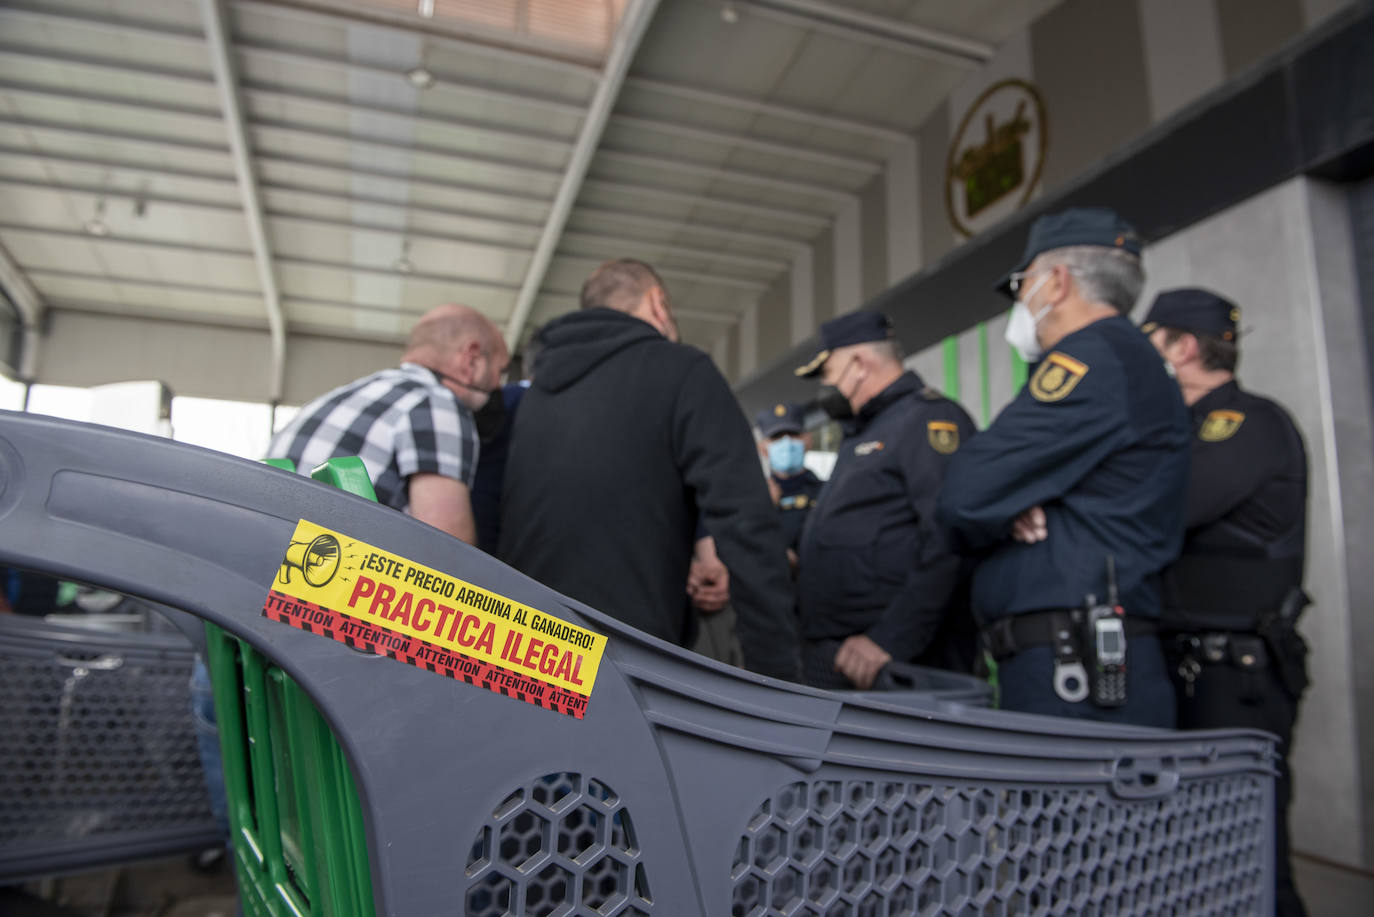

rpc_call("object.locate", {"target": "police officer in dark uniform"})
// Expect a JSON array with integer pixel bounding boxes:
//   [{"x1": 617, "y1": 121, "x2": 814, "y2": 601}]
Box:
[
  {"x1": 795, "y1": 311, "x2": 977, "y2": 689},
  {"x1": 1141, "y1": 287, "x2": 1309, "y2": 917},
  {"x1": 937, "y1": 208, "x2": 1190, "y2": 728},
  {"x1": 754, "y1": 401, "x2": 823, "y2": 570}
]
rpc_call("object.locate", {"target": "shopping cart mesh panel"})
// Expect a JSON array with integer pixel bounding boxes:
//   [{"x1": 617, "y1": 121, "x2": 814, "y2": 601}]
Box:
[
  {"x1": 466, "y1": 772, "x2": 652, "y2": 917},
  {"x1": 731, "y1": 776, "x2": 1267, "y2": 917},
  {"x1": 0, "y1": 642, "x2": 214, "y2": 848}
]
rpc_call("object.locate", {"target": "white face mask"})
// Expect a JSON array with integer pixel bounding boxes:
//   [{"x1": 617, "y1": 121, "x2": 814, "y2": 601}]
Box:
[{"x1": 1004, "y1": 273, "x2": 1053, "y2": 362}]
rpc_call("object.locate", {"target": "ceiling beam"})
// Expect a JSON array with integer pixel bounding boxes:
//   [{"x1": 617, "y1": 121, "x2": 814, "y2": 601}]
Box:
[
  {"x1": 0, "y1": 79, "x2": 569, "y2": 186},
  {"x1": 571, "y1": 205, "x2": 809, "y2": 254},
  {"x1": 622, "y1": 76, "x2": 910, "y2": 143},
  {"x1": 611, "y1": 113, "x2": 880, "y2": 174},
  {"x1": 730, "y1": 0, "x2": 994, "y2": 67},
  {"x1": 0, "y1": 144, "x2": 552, "y2": 226},
  {"x1": 0, "y1": 148, "x2": 810, "y2": 255},
  {"x1": 231, "y1": 40, "x2": 588, "y2": 118},
  {"x1": 29, "y1": 269, "x2": 506, "y2": 326},
  {"x1": 559, "y1": 229, "x2": 787, "y2": 273},
  {"x1": 595, "y1": 148, "x2": 856, "y2": 204},
  {"x1": 503, "y1": 0, "x2": 663, "y2": 349},
  {"x1": 0, "y1": 38, "x2": 586, "y2": 121},
  {"x1": 581, "y1": 177, "x2": 828, "y2": 226},
  {"x1": 200, "y1": 0, "x2": 287, "y2": 403},
  {"x1": 0, "y1": 224, "x2": 520, "y2": 291}
]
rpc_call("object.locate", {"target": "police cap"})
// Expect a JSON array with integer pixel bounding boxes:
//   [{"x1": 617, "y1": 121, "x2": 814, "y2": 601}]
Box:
[
  {"x1": 996, "y1": 207, "x2": 1142, "y2": 298},
  {"x1": 1140, "y1": 288, "x2": 1240, "y2": 342},
  {"x1": 755, "y1": 402, "x2": 805, "y2": 437},
  {"x1": 794, "y1": 311, "x2": 894, "y2": 377}
]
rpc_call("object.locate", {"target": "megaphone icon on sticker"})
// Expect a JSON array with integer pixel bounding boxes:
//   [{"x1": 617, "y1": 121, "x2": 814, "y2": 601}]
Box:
[{"x1": 278, "y1": 533, "x2": 341, "y2": 588}]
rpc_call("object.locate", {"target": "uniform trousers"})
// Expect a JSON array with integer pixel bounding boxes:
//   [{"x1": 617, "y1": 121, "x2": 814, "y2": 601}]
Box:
[{"x1": 1167, "y1": 654, "x2": 1305, "y2": 917}]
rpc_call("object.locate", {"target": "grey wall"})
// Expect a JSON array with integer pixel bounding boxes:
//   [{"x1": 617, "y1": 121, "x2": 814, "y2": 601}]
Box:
[
  {"x1": 1030, "y1": 0, "x2": 1153, "y2": 193},
  {"x1": 812, "y1": 226, "x2": 837, "y2": 324},
  {"x1": 1217, "y1": 0, "x2": 1306, "y2": 74},
  {"x1": 755, "y1": 273, "x2": 791, "y2": 369},
  {"x1": 860, "y1": 172, "x2": 888, "y2": 302},
  {"x1": 39, "y1": 310, "x2": 398, "y2": 406},
  {"x1": 917, "y1": 100, "x2": 954, "y2": 267}
]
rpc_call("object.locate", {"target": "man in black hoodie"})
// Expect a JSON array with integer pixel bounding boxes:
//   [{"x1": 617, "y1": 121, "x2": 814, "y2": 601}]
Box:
[{"x1": 498, "y1": 260, "x2": 802, "y2": 682}]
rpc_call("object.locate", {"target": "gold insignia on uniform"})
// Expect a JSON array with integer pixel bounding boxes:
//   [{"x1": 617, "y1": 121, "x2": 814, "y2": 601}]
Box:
[
  {"x1": 1230, "y1": 307, "x2": 1241, "y2": 323},
  {"x1": 795, "y1": 495, "x2": 810, "y2": 509},
  {"x1": 1029, "y1": 352, "x2": 1089, "y2": 403},
  {"x1": 927, "y1": 421, "x2": 959, "y2": 454},
  {"x1": 1199, "y1": 409, "x2": 1245, "y2": 442},
  {"x1": 773, "y1": 403, "x2": 787, "y2": 417},
  {"x1": 855, "y1": 440, "x2": 885, "y2": 456}
]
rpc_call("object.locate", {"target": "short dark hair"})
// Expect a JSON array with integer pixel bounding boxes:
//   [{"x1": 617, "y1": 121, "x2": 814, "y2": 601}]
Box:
[
  {"x1": 580, "y1": 259, "x2": 665, "y2": 313},
  {"x1": 1163, "y1": 327, "x2": 1238, "y2": 373}
]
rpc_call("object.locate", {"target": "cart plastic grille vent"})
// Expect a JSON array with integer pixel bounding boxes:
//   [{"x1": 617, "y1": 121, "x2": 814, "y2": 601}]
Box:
[
  {"x1": 0, "y1": 648, "x2": 212, "y2": 847},
  {"x1": 466, "y1": 772, "x2": 652, "y2": 916},
  {"x1": 731, "y1": 777, "x2": 1267, "y2": 917}
]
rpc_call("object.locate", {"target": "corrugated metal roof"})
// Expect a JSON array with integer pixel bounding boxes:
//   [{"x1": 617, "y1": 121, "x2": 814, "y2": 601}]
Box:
[{"x1": 0, "y1": 0, "x2": 1061, "y2": 396}]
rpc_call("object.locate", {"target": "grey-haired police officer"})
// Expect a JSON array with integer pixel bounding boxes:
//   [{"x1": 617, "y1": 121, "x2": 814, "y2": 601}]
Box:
[
  {"x1": 795, "y1": 311, "x2": 977, "y2": 689},
  {"x1": 1142, "y1": 288, "x2": 1309, "y2": 917},
  {"x1": 937, "y1": 208, "x2": 1190, "y2": 728}
]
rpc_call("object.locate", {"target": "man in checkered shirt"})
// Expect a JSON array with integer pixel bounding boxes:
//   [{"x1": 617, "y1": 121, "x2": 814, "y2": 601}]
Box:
[{"x1": 268, "y1": 304, "x2": 508, "y2": 544}]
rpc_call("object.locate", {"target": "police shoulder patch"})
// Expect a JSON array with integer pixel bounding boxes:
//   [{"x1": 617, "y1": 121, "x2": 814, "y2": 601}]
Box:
[
  {"x1": 927, "y1": 420, "x2": 959, "y2": 454},
  {"x1": 1199, "y1": 409, "x2": 1245, "y2": 442},
  {"x1": 1029, "y1": 352, "x2": 1089, "y2": 403}
]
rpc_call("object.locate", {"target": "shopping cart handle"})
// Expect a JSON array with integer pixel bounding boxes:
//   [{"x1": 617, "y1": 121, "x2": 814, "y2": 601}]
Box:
[{"x1": 1110, "y1": 755, "x2": 1181, "y2": 799}]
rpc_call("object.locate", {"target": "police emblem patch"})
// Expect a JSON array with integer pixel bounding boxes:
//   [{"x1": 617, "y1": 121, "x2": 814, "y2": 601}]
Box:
[
  {"x1": 927, "y1": 421, "x2": 959, "y2": 454},
  {"x1": 773, "y1": 403, "x2": 787, "y2": 417},
  {"x1": 1199, "y1": 409, "x2": 1245, "y2": 442},
  {"x1": 1029, "y1": 352, "x2": 1089, "y2": 403}
]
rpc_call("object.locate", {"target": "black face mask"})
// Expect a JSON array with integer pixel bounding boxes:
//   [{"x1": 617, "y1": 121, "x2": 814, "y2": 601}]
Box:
[
  {"x1": 816, "y1": 357, "x2": 857, "y2": 421},
  {"x1": 434, "y1": 369, "x2": 505, "y2": 441},
  {"x1": 816, "y1": 385, "x2": 853, "y2": 420},
  {"x1": 471, "y1": 390, "x2": 506, "y2": 442}
]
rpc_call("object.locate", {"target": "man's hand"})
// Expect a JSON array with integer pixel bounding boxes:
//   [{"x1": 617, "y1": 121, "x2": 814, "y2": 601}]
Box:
[
  {"x1": 687, "y1": 535, "x2": 730, "y2": 613},
  {"x1": 1012, "y1": 505, "x2": 1049, "y2": 543},
  {"x1": 834, "y1": 634, "x2": 892, "y2": 690}
]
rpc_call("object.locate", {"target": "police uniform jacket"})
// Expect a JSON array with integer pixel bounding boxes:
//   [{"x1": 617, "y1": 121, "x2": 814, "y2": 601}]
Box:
[
  {"x1": 936, "y1": 315, "x2": 1190, "y2": 623},
  {"x1": 798, "y1": 371, "x2": 976, "y2": 659},
  {"x1": 774, "y1": 470, "x2": 823, "y2": 551},
  {"x1": 1162, "y1": 381, "x2": 1307, "y2": 632}
]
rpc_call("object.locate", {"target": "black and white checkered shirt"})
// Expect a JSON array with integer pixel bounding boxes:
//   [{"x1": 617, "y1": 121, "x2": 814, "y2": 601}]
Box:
[{"x1": 267, "y1": 362, "x2": 478, "y2": 512}]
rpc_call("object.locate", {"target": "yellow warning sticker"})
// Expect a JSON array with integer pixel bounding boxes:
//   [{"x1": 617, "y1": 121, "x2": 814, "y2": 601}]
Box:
[{"x1": 264, "y1": 519, "x2": 607, "y2": 717}]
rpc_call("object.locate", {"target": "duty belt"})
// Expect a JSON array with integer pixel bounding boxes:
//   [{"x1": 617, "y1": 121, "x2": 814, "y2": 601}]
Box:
[
  {"x1": 1168, "y1": 631, "x2": 1266, "y2": 666},
  {"x1": 1168, "y1": 631, "x2": 1270, "y2": 699},
  {"x1": 982, "y1": 610, "x2": 1158, "y2": 662}
]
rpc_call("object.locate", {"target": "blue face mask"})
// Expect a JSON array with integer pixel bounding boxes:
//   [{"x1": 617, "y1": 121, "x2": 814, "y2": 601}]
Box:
[{"x1": 767, "y1": 436, "x2": 806, "y2": 476}]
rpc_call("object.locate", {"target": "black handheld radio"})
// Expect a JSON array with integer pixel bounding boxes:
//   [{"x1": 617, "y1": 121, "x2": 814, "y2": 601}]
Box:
[{"x1": 1087, "y1": 556, "x2": 1127, "y2": 707}]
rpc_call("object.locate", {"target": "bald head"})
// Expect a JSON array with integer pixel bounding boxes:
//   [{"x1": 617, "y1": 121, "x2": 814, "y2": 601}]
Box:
[
  {"x1": 405, "y1": 304, "x2": 502, "y2": 362},
  {"x1": 404, "y1": 303, "x2": 509, "y2": 410},
  {"x1": 580, "y1": 259, "x2": 679, "y2": 342}
]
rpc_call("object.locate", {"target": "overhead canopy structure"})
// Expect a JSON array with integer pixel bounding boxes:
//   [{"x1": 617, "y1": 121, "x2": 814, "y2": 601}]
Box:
[{"x1": 0, "y1": 0, "x2": 1058, "y2": 402}]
